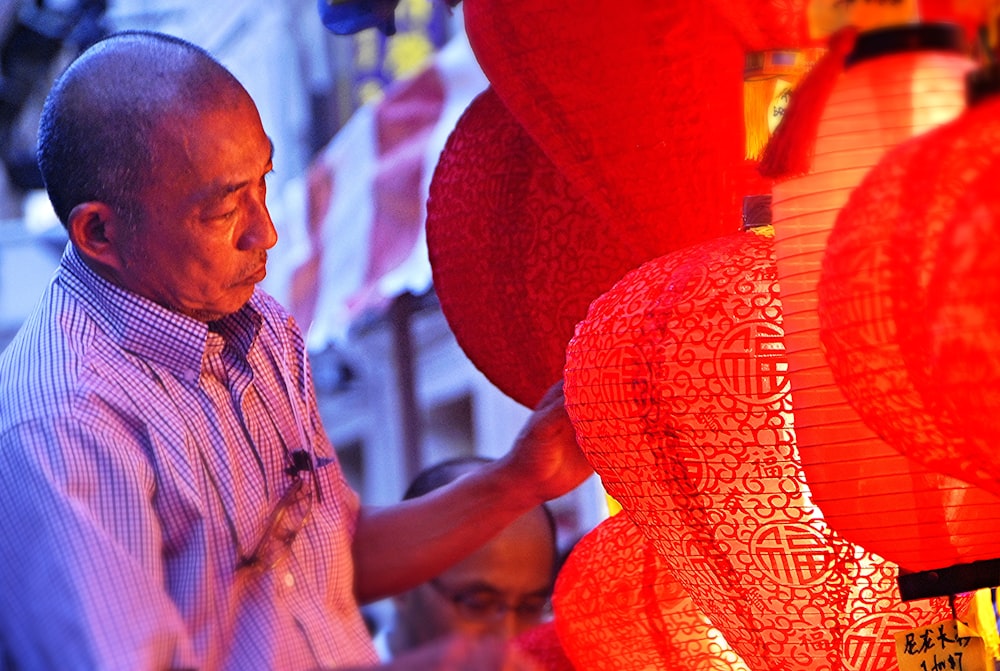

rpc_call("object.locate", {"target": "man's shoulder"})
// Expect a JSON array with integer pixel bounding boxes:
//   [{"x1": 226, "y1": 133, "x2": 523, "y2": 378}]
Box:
[{"x1": 0, "y1": 286, "x2": 142, "y2": 427}]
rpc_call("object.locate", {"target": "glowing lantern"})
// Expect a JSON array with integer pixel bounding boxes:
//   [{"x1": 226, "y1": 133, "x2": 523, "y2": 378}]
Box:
[
  {"x1": 563, "y1": 228, "x2": 957, "y2": 671},
  {"x1": 426, "y1": 88, "x2": 657, "y2": 407},
  {"x1": 767, "y1": 22, "x2": 1000, "y2": 571},
  {"x1": 462, "y1": 0, "x2": 768, "y2": 250},
  {"x1": 554, "y1": 513, "x2": 750, "y2": 671}
]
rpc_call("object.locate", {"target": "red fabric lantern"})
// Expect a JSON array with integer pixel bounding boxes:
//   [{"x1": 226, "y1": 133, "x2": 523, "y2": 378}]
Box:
[
  {"x1": 554, "y1": 513, "x2": 750, "y2": 671},
  {"x1": 702, "y1": 0, "x2": 815, "y2": 51},
  {"x1": 768, "y1": 24, "x2": 1000, "y2": 571},
  {"x1": 462, "y1": 0, "x2": 768, "y2": 252},
  {"x1": 818, "y1": 119, "x2": 1000, "y2": 497},
  {"x1": 889, "y1": 92, "x2": 1000, "y2": 482},
  {"x1": 426, "y1": 88, "x2": 656, "y2": 407},
  {"x1": 563, "y1": 228, "x2": 957, "y2": 671},
  {"x1": 924, "y1": 157, "x2": 1000, "y2": 465}
]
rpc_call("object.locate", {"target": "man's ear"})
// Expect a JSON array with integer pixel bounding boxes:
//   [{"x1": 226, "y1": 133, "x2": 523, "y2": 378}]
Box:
[{"x1": 66, "y1": 201, "x2": 125, "y2": 274}]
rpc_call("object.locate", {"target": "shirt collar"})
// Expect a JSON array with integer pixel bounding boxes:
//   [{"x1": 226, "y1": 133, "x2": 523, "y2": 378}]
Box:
[{"x1": 59, "y1": 244, "x2": 263, "y2": 381}]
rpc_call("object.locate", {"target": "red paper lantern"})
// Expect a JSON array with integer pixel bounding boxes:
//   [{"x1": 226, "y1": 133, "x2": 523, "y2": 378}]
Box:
[
  {"x1": 924, "y1": 157, "x2": 1000, "y2": 463},
  {"x1": 463, "y1": 0, "x2": 768, "y2": 251},
  {"x1": 554, "y1": 513, "x2": 750, "y2": 671},
  {"x1": 426, "y1": 88, "x2": 657, "y2": 407},
  {"x1": 563, "y1": 229, "x2": 956, "y2": 671},
  {"x1": 818, "y1": 120, "x2": 1000, "y2": 497},
  {"x1": 768, "y1": 23, "x2": 1000, "y2": 571}
]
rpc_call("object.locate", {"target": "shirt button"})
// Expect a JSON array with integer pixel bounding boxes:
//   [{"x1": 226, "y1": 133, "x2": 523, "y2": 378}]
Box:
[{"x1": 283, "y1": 572, "x2": 295, "y2": 589}]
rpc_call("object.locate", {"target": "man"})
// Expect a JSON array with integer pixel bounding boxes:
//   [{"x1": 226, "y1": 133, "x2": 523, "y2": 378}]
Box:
[
  {"x1": 0, "y1": 30, "x2": 591, "y2": 670},
  {"x1": 375, "y1": 458, "x2": 558, "y2": 661}
]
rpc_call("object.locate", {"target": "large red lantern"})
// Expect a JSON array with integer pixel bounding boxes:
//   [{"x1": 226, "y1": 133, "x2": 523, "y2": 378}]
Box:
[
  {"x1": 888, "y1": 90, "x2": 1000, "y2": 484},
  {"x1": 767, "y1": 23, "x2": 1000, "y2": 571},
  {"x1": 818, "y1": 116, "x2": 1000, "y2": 498},
  {"x1": 426, "y1": 88, "x2": 660, "y2": 407},
  {"x1": 462, "y1": 0, "x2": 768, "y2": 251},
  {"x1": 554, "y1": 513, "x2": 750, "y2": 671},
  {"x1": 563, "y1": 228, "x2": 957, "y2": 671},
  {"x1": 922, "y1": 157, "x2": 1000, "y2": 461}
]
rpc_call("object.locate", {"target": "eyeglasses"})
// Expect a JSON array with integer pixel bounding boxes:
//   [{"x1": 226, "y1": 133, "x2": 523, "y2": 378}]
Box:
[
  {"x1": 428, "y1": 578, "x2": 553, "y2": 624},
  {"x1": 236, "y1": 450, "x2": 320, "y2": 573}
]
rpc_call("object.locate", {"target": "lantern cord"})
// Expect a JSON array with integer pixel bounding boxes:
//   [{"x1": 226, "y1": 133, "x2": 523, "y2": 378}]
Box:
[
  {"x1": 951, "y1": 593, "x2": 958, "y2": 622},
  {"x1": 758, "y1": 26, "x2": 857, "y2": 179}
]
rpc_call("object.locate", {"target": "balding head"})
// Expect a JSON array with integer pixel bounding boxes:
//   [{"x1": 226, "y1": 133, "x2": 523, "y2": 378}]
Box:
[{"x1": 37, "y1": 31, "x2": 248, "y2": 226}]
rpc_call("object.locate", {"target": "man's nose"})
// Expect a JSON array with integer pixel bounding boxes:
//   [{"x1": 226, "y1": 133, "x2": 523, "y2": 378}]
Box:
[{"x1": 239, "y1": 201, "x2": 278, "y2": 251}]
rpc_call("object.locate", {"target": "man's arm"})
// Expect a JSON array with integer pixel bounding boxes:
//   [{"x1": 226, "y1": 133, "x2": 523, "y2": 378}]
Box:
[{"x1": 350, "y1": 382, "x2": 592, "y2": 603}]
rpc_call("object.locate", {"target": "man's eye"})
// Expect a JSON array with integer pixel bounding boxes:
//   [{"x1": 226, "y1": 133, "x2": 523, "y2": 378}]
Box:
[{"x1": 457, "y1": 592, "x2": 502, "y2": 612}]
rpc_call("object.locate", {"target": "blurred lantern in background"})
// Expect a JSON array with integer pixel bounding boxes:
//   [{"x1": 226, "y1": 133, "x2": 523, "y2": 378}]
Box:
[
  {"x1": 426, "y1": 88, "x2": 651, "y2": 407},
  {"x1": 818, "y1": 101, "x2": 1000, "y2": 499},
  {"x1": 554, "y1": 512, "x2": 750, "y2": 671},
  {"x1": 702, "y1": 0, "x2": 815, "y2": 51},
  {"x1": 462, "y1": 0, "x2": 769, "y2": 262},
  {"x1": 888, "y1": 86, "x2": 1000, "y2": 489},
  {"x1": 922, "y1": 159, "x2": 1000, "y2": 465},
  {"x1": 317, "y1": 0, "x2": 399, "y2": 35},
  {"x1": 767, "y1": 22, "x2": 1000, "y2": 572},
  {"x1": 563, "y1": 227, "x2": 958, "y2": 671}
]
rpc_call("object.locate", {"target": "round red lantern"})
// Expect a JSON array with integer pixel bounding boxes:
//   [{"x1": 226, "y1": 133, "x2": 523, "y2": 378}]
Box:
[
  {"x1": 818, "y1": 118, "x2": 1000, "y2": 497},
  {"x1": 922, "y1": 156, "x2": 1000, "y2": 459},
  {"x1": 426, "y1": 88, "x2": 658, "y2": 407},
  {"x1": 767, "y1": 23, "x2": 1000, "y2": 570},
  {"x1": 462, "y1": 0, "x2": 768, "y2": 250},
  {"x1": 554, "y1": 513, "x2": 750, "y2": 671},
  {"x1": 888, "y1": 90, "x2": 1000, "y2": 464},
  {"x1": 563, "y1": 228, "x2": 957, "y2": 671}
]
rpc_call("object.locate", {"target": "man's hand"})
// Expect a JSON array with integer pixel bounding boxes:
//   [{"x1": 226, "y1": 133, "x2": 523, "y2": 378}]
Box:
[{"x1": 499, "y1": 380, "x2": 594, "y2": 506}]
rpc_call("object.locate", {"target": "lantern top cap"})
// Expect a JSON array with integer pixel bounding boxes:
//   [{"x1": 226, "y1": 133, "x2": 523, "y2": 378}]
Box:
[
  {"x1": 845, "y1": 22, "x2": 966, "y2": 68},
  {"x1": 742, "y1": 194, "x2": 773, "y2": 230}
]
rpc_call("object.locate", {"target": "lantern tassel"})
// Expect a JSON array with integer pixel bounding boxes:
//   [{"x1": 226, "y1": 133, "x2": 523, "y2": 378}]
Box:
[
  {"x1": 758, "y1": 27, "x2": 858, "y2": 179},
  {"x1": 744, "y1": 78, "x2": 776, "y2": 161}
]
